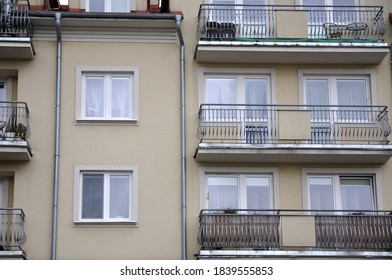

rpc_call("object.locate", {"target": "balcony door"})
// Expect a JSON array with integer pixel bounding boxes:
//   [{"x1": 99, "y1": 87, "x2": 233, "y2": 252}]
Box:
[
  {"x1": 304, "y1": 76, "x2": 370, "y2": 143},
  {"x1": 206, "y1": 174, "x2": 273, "y2": 210},
  {"x1": 0, "y1": 178, "x2": 9, "y2": 208},
  {"x1": 209, "y1": 0, "x2": 270, "y2": 38},
  {"x1": 0, "y1": 80, "x2": 12, "y2": 132},
  {"x1": 205, "y1": 74, "x2": 271, "y2": 143}
]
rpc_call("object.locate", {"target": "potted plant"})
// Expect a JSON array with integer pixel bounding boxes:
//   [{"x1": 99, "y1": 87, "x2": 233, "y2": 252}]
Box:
[
  {"x1": 4, "y1": 111, "x2": 17, "y2": 140},
  {"x1": 15, "y1": 123, "x2": 27, "y2": 139}
]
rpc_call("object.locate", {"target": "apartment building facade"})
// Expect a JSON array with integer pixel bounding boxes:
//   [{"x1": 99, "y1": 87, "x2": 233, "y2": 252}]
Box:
[{"x1": 0, "y1": 0, "x2": 391, "y2": 260}]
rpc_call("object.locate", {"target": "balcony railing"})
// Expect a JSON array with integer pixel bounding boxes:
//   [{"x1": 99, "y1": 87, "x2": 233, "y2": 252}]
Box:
[
  {"x1": 0, "y1": 208, "x2": 26, "y2": 248},
  {"x1": 0, "y1": 1, "x2": 32, "y2": 37},
  {"x1": 198, "y1": 210, "x2": 392, "y2": 251},
  {"x1": 197, "y1": 104, "x2": 391, "y2": 145},
  {"x1": 197, "y1": 5, "x2": 385, "y2": 41},
  {"x1": 0, "y1": 101, "x2": 30, "y2": 142}
]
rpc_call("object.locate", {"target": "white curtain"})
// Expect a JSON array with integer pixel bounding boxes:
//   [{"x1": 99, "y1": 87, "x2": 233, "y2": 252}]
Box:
[
  {"x1": 82, "y1": 174, "x2": 104, "y2": 219},
  {"x1": 309, "y1": 177, "x2": 334, "y2": 211},
  {"x1": 245, "y1": 78, "x2": 267, "y2": 119},
  {"x1": 206, "y1": 78, "x2": 237, "y2": 104},
  {"x1": 111, "y1": 77, "x2": 131, "y2": 118},
  {"x1": 306, "y1": 79, "x2": 329, "y2": 121},
  {"x1": 340, "y1": 178, "x2": 373, "y2": 211},
  {"x1": 336, "y1": 79, "x2": 367, "y2": 120},
  {"x1": 208, "y1": 176, "x2": 238, "y2": 209},
  {"x1": 246, "y1": 177, "x2": 271, "y2": 209},
  {"x1": 110, "y1": 175, "x2": 130, "y2": 219},
  {"x1": 85, "y1": 76, "x2": 104, "y2": 118}
]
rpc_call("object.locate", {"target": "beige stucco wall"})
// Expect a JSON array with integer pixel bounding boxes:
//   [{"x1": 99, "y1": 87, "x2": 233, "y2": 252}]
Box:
[{"x1": 1, "y1": 0, "x2": 392, "y2": 260}]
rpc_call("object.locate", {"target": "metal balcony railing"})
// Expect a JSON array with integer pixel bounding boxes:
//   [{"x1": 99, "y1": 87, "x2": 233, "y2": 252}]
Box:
[
  {"x1": 0, "y1": 208, "x2": 26, "y2": 248},
  {"x1": 197, "y1": 104, "x2": 391, "y2": 145},
  {"x1": 197, "y1": 5, "x2": 385, "y2": 41},
  {"x1": 198, "y1": 209, "x2": 392, "y2": 251},
  {"x1": 0, "y1": 101, "x2": 31, "y2": 141},
  {"x1": 0, "y1": 1, "x2": 32, "y2": 37}
]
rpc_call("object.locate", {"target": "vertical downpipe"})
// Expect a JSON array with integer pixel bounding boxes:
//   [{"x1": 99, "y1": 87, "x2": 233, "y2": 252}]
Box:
[
  {"x1": 175, "y1": 14, "x2": 187, "y2": 260},
  {"x1": 51, "y1": 12, "x2": 62, "y2": 260}
]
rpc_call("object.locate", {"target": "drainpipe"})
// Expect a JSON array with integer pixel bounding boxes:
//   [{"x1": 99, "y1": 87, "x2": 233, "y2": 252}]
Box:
[
  {"x1": 51, "y1": 12, "x2": 62, "y2": 260},
  {"x1": 175, "y1": 14, "x2": 186, "y2": 260}
]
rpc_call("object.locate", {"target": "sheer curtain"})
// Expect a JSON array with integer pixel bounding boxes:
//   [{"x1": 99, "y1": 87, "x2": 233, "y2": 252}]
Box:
[
  {"x1": 208, "y1": 176, "x2": 238, "y2": 209},
  {"x1": 111, "y1": 77, "x2": 131, "y2": 118},
  {"x1": 110, "y1": 175, "x2": 130, "y2": 219},
  {"x1": 309, "y1": 177, "x2": 334, "y2": 211},
  {"x1": 246, "y1": 177, "x2": 271, "y2": 209},
  {"x1": 306, "y1": 79, "x2": 329, "y2": 121},
  {"x1": 336, "y1": 79, "x2": 367, "y2": 120},
  {"x1": 340, "y1": 178, "x2": 373, "y2": 211},
  {"x1": 89, "y1": 0, "x2": 105, "y2": 12},
  {"x1": 85, "y1": 76, "x2": 104, "y2": 118},
  {"x1": 245, "y1": 78, "x2": 267, "y2": 119}
]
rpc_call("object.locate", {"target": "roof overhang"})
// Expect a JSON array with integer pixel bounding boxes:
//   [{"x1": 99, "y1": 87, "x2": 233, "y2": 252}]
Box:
[
  {"x1": 195, "y1": 143, "x2": 392, "y2": 164},
  {"x1": 195, "y1": 41, "x2": 390, "y2": 64}
]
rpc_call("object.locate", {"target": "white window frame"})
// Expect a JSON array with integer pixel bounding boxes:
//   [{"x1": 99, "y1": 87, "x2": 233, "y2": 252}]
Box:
[
  {"x1": 74, "y1": 165, "x2": 138, "y2": 225},
  {"x1": 84, "y1": 0, "x2": 135, "y2": 13},
  {"x1": 199, "y1": 167, "x2": 279, "y2": 210},
  {"x1": 76, "y1": 66, "x2": 139, "y2": 124},
  {"x1": 302, "y1": 168, "x2": 383, "y2": 212},
  {"x1": 199, "y1": 67, "x2": 277, "y2": 106}
]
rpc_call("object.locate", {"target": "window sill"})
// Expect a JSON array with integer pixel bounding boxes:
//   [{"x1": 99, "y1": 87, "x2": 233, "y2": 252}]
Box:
[
  {"x1": 75, "y1": 119, "x2": 139, "y2": 126},
  {"x1": 73, "y1": 221, "x2": 138, "y2": 228}
]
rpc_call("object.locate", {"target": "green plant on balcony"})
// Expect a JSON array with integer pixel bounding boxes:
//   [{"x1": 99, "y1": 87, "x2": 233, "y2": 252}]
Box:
[{"x1": 15, "y1": 123, "x2": 27, "y2": 139}]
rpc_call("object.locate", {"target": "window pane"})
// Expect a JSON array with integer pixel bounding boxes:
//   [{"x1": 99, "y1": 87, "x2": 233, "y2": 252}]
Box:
[
  {"x1": 89, "y1": 0, "x2": 105, "y2": 12},
  {"x1": 306, "y1": 79, "x2": 329, "y2": 106},
  {"x1": 82, "y1": 174, "x2": 104, "y2": 219},
  {"x1": 340, "y1": 178, "x2": 373, "y2": 211},
  {"x1": 85, "y1": 76, "x2": 104, "y2": 117},
  {"x1": 246, "y1": 177, "x2": 271, "y2": 209},
  {"x1": 110, "y1": 175, "x2": 130, "y2": 218},
  {"x1": 111, "y1": 77, "x2": 131, "y2": 118},
  {"x1": 206, "y1": 78, "x2": 237, "y2": 104},
  {"x1": 111, "y1": 0, "x2": 128, "y2": 12},
  {"x1": 309, "y1": 177, "x2": 334, "y2": 210},
  {"x1": 337, "y1": 79, "x2": 367, "y2": 120},
  {"x1": 245, "y1": 78, "x2": 267, "y2": 105},
  {"x1": 208, "y1": 176, "x2": 238, "y2": 209}
]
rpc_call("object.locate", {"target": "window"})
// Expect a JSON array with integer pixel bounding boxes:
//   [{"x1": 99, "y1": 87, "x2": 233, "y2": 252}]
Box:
[
  {"x1": 74, "y1": 165, "x2": 138, "y2": 224},
  {"x1": 86, "y1": 0, "x2": 135, "y2": 13},
  {"x1": 302, "y1": 168, "x2": 382, "y2": 213},
  {"x1": 200, "y1": 167, "x2": 279, "y2": 210},
  {"x1": 308, "y1": 175, "x2": 375, "y2": 212},
  {"x1": 200, "y1": 68, "x2": 276, "y2": 143},
  {"x1": 76, "y1": 66, "x2": 139, "y2": 123},
  {"x1": 304, "y1": 75, "x2": 370, "y2": 121}
]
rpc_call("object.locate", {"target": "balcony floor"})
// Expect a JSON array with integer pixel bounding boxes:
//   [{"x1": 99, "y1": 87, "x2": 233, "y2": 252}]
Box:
[
  {"x1": 195, "y1": 143, "x2": 392, "y2": 163},
  {"x1": 0, "y1": 140, "x2": 32, "y2": 161},
  {"x1": 0, "y1": 37, "x2": 35, "y2": 60},
  {"x1": 197, "y1": 250, "x2": 392, "y2": 259}
]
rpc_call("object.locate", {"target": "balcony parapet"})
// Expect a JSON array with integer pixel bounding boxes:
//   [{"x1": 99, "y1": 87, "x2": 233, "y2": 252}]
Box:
[
  {"x1": 0, "y1": 208, "x2": 26, "y2": 249},
  {"x1": 198, "y1": 104, "x2": 391, "y2": 145},
  {"x1": 0, "y1": 1, "x2": 32, "y2": 37},
  {"x1": 197, "y1": 4, "x2": 385, "y2": 42},
  {"x1": 198, "y1": 209, "x2": 392, "y2": 257}
]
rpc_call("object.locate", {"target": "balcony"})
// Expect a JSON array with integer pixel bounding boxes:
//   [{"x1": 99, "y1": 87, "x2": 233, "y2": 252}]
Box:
[
  {"x1": 195, "y1": 5, "x2": 389, "y2": 64},
  {"x1": 195, "y1": 104, "x2": 392, "y2": 163},
  {"x1": 0, "y1": 1, "x2": 34, "y2": 59},
  {"x1": 0, "y1": 208, "x2": 26, "y2": 259},
  {"x1": 197, "y1": 209, "x2": 392, "y2": 259},
  {"x1": 0, "y1": 102, "x2": 32, "y2": 161}
]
